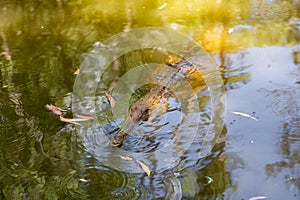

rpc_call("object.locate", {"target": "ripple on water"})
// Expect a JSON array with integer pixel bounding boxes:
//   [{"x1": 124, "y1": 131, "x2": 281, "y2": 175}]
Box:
[
  {"x1": 78, "y1": 79, "x2": 224, "y2": 174},
  {"x1": 259, "y1": 88, "x2": 300, "y2": 119},
  {"x1": 74, "y1": 41, "x2": 225, "y2": 174},
  {"x1": 280, "y1": 117, "x2": 300, "y2": 156},
  {"x1": 258, "y1": 88, "x2": 300, "y2": 145},
  {"x1": 60, "y1": 170, "x2": 88, "y2": 199},
  {"x1": 76, "y1": 165, "x2": 141, "y2": 200},
  {"x1": 110, "y1": 186, "x2": 141, "y2": 200},
  {"x1": 120, "y1": 95, "x2": 183, "y2": 153}
]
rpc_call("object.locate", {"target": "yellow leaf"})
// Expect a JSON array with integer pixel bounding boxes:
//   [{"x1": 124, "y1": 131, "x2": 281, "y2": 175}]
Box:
[
  {"x1": 158, "y1": 3, "x2": 167, "y2": 10},
  {"x1": 79, "y1": 178, "x2": 89, "y2": 183},
  {"x1": 73, "y1": 68, "x2": 80, "y2": 75},
  {"x1": 204, "y1": 176, "x2": 214, "y2": 185},
  {"x1": 119, "y1": 156, "x2": 133, "y2": 161},
  {"x1": 136, "y1": 159, "x2": 151, "y2": 176}
]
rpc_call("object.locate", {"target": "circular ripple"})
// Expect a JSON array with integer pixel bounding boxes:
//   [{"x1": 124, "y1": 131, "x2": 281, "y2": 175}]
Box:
[
  {"x1": 77, "y1": 165, "x2": 141, "y2": 200},
  {"x1": 73, "y1": 28, "x2": 225, "y2": 174}
]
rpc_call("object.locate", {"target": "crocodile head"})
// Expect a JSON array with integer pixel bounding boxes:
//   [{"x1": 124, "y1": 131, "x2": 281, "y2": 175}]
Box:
[{"x1": 110, "y1": 86, "x2": 169, "y2": 146}]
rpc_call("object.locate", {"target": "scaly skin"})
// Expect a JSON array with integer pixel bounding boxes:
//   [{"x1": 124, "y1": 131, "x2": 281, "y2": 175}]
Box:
[
  {"x1": 110, "y1": 57, "x2": 204, "y2": 147},
  {"x1": 110, "y1": 86, "x2": 169, "y2": 146}
]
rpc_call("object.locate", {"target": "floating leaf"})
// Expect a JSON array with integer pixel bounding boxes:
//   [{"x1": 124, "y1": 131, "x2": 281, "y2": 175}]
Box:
[
  {"x1": 158, "y1": 3, "x2": 167, "y2": 10},
  {"x1": 63, "y1": 116, "x2": 91, "y2": 122},
  {"x1": 79, "y1": 178, "x2": 89, "y2": 183},
  {"x1": 232, "y1": 111, "x2": 258, "y2": 121},
  {"x1": 204, "y1": 176, "x2": 214, "y2": 185},
  {"x1": 74, "y1": 114, "x2": 94, "y2": 120},
  {"x1": 45, "y1": 104, "x2": 67, "y2": 115},
  {"x1": 105, "y1": 92, "x2": 116, "y2": 108},
  {"x1": 119, "y1": 156, "x2": 133, "y2": 161},
  {"x1": 60, "y1": 116, "x2": 80, "y2": 125},
  {"x1": 136, "y1": 159, "x2": 151, "y2": 176},
  {"x1": 59, "y1": 116, "x2": 91, "y2": 125},
  {"x1": 249, "y1": 196, "x2": 269, "y2": 200},
  {"x1": 73, "y1": 68, "x2": 80, "y2": 75}
]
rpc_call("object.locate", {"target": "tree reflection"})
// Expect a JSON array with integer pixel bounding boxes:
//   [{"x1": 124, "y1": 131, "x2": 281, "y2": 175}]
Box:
[
  {"x1": 0, "y1": 0, "x2": 299, "y2": 199},
  {"x1": 262, "y1": 88, "x2": 300, "y2": 191}
]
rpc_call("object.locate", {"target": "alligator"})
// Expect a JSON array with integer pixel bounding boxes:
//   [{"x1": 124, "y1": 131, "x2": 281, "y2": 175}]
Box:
[{"x1": 110, "y1": 56, "x2": 205, "y2": 147}]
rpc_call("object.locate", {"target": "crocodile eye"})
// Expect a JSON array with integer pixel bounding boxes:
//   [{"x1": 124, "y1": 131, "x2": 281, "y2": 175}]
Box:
[
  {"x1": 141, "y1": 108, "x2": 150, "y2": 121},
  {"x1": 110, "y1": 136, "x2": 123, "y2": 147}
]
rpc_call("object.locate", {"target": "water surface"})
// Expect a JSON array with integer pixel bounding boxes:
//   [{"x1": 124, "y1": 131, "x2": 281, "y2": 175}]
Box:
[{"x1": 0, "y1": 0, "x2": 299, "y2": 199}]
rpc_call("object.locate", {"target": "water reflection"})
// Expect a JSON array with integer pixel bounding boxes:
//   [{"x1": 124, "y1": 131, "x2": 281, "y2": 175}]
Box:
[
  {"x1": 79, "y1": 161, "x2": 141, "y2": 200},
  {"x1": 261, "y1": 88, "x2": 300, "y2": 191},
  {"x1": 218, "y1": 51, "x2": 252, "y2": 91},
  {"x1": 222, "y1": 45, "x2": 300, "y2": 199},
  {"x1": 0, "y1": 0, "x2": 300, "y2": 199},
  {"x1": 180, "y1": 136, "x2": 229, "y2": 199}
]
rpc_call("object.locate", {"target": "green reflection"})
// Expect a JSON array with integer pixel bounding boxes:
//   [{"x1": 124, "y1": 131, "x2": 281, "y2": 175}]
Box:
[{"x1": 0, "y1": 0, "x2": 299, "y2": 199}]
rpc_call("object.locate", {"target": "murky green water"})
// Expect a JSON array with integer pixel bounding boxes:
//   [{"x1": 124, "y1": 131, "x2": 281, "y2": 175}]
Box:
[{"x1": 0, "y1": 0, "x2": 299, "y2": 199}]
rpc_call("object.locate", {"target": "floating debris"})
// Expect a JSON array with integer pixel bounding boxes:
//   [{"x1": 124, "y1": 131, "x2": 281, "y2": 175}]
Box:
[
  {"x1": 136, "y1": 159, "x2": 151, "y2": 176},
  {"x1": 59, "y1": 116, "x2": 91, "y2": 125},
  {"x1": 73, "y1": 68, "x2": 80, "y2": 75},
  {"x1": 204, "y1": 176, "x2": 214, "y2": 185},
  {"x1": 249, "y1": 196, "x2": 269, "y2": 200},
  {"x1": 158, "y1": 3, "x2": 168, "y2": 10},
  {"x1": 59, "y1": 116, "x2": 81, "y2": 125},
  {"x1": 46, "y1": 104, "x2": 94, "y2": 125},
  {"x1": 79, "y1": 178, "x2": 89, "y2": 183},
  {"x1": 74, "y1": 114, "x2": 94, "y2": 120},
  {"x1": 45, "y1": 104, "x2": 67, "y2": 115},
  {"x1": 119, "y1": 156, "x2": 133, "y2": 161},
  {"x1": 232, "y1": 111, "x2": 258, "y2": 121},
  {"x1": 105, "y1": 92, "x2": 116, "y2": 108}
]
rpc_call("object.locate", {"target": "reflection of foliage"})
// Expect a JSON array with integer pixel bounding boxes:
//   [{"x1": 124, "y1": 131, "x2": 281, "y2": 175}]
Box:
[
  {"x1": 265, "y1": 117, "x2": 300, "y2": 190},
  {"x1": 261, "y1": 88, "x2": 300, "y2": 191},
  {"x1": 181, "y1": 148, "x2": 230, "y2": 199},
  {"x1": 180, "y1": 126, "x2": 228, "y2": 199},
  {"x1": 0, "y1": 121, "x2": 87, "y2": 198},
  {"x1": 79, "y1": 165, "x2": 141, "y2": 199},
  {"x1": 0, "y1": 0, "x2": 299, "y2": 199},
  {"x1": 222, "y1": 67, "x2": 251, "y2": 91},
  {"x1": 219, "y1": 51, "x2": 252, "y2": 91},
  {"x1": 0, "y1": 79, "x2": 87, "y2": 198},
  {"x1": 1, "y1": 0, "x2": 299, "y2": 54},
  {"x1": 0, "y1": 59, "x2": 13, "y2": 88},
  {"x1": 194, "y1": 158, "x2": 230, "y2": 200},
  {"x1": 8, "y1": 123, "x2": 86, "y2": 198}
]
